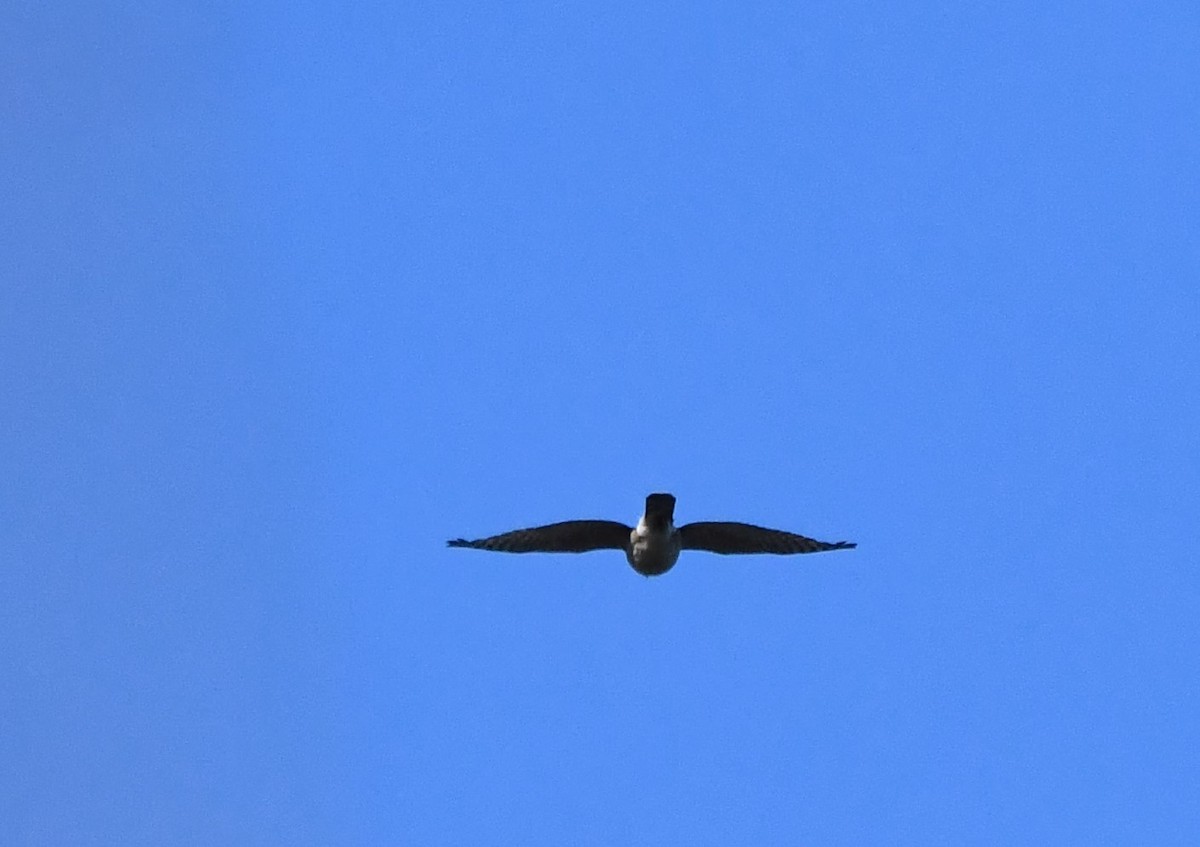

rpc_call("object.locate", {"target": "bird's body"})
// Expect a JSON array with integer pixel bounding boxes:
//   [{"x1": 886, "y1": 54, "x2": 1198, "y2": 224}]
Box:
[
  {"x1": 627, "y1": 493, "x2": 684, "y2": 575},
  {"x1": 448, "y1": 492, "x2": 855, "y2": 577}
]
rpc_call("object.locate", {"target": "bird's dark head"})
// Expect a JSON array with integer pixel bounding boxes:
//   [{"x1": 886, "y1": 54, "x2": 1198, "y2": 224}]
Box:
[{"x1": 643, "y1": 492, "x2": 676, "y2": 530}]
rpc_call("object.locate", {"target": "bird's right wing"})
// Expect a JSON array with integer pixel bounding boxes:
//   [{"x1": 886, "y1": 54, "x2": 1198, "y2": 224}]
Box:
[
  {"x1": 447, "y1": 520, "x2": 631, "y2": 553},
  {"x1": 678, "y1": 521, "x2": 856, "y2": 555}
]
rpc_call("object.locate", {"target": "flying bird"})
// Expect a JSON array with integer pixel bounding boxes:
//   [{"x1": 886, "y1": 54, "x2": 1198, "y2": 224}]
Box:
[{"x1": 447, "y1": 492, "x2": 856, "y2": 577}]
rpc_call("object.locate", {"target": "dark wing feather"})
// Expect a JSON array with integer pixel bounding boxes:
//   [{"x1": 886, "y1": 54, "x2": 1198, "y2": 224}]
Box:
[
  {"x1": 678, "y1": 521, "x2": 856, "y2": 555},
  {"x1": 447, "y1": 520, "x2": 631, "y2": 553}
]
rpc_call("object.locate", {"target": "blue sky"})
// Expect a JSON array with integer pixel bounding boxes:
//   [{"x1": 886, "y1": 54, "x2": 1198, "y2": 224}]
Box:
[{"x1": 3, "y1": 1, "x2": 1198, "y2": 843}]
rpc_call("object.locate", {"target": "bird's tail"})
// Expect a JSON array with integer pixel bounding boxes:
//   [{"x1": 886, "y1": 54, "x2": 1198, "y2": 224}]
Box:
[{"x1": 644, "y1": 492, "x2": 676, "y2": 530}]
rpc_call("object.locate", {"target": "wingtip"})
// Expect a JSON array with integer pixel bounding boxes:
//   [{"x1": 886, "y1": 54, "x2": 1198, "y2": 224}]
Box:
[{"x1": 447, "y1": 538, "x2": 469, "y2": 548}]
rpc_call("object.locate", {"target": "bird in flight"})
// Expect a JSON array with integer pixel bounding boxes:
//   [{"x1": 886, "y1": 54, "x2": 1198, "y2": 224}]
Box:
[{"x1": 447, "y1": 492, "x2": 856, "y2": 577}]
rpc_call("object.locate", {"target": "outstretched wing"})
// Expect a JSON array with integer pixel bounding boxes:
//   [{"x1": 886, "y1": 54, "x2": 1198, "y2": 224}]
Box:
[
  {"x1": 447, "y1": 520, "x2": 631, "y2": 554},
  {"x1": 678, "y1": 522, "x2": 856, "y2": 555}
]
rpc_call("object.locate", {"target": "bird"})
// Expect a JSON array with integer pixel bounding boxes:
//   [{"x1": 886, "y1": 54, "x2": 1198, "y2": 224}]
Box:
[{"x1": 447, "y1": 492, "x2": 856, "y2": 577}]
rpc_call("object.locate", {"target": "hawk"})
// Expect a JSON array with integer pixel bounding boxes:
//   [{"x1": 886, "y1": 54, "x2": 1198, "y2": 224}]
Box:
[{"x1": 447, "y1": 492, "x2": 856, "y2": 577}]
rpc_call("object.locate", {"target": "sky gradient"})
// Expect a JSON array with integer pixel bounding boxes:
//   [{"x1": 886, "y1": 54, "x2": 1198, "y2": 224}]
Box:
[{"x1": 4, "y1": 1, "x2": 1199, "y2": 843}]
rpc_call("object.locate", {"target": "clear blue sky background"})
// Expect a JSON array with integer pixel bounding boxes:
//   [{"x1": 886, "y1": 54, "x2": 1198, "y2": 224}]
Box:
[{"x1": 3, "y1": 2, "x2": 1198, "y2": 843}]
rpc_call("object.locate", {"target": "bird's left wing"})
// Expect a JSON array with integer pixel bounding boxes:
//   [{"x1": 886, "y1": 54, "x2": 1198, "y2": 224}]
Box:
[
  {"x1": 447, "y1": 520, "x2": 631, "y2": 554},
  {"x1": 678, "y1": 522, "x2": 856, "y2": 555}
]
